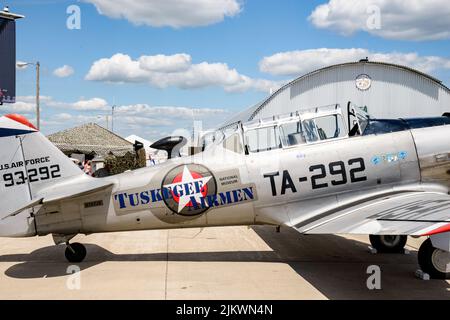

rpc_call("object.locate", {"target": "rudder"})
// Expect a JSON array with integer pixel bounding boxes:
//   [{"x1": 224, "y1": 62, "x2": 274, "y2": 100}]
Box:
[{"x1": 0, "y1": 114, "x2": 83, "y2": 219}]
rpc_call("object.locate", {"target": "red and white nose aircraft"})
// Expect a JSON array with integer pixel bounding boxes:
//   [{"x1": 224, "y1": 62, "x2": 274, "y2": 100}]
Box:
[{"x1": 0, "y1": 103, "x2": 449, "y2": 279}]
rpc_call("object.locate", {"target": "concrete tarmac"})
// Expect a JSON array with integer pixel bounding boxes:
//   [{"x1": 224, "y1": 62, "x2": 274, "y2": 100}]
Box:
[{"x1": 0, "y1": 226, "x2": 448, "y2": 300}]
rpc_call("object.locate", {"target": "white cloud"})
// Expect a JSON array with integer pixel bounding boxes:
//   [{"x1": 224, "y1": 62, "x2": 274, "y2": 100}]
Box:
[
  {"x1": 17, "y1": 95, "x2": 53, "y2": 103},
  {"x1": 5, "y1": 96, "x2": 52, "y2": 113},
  {"x1": 121, "y1": 116, "x2": 174, "y2": 127},
  {"x1": 2, "y1": 101, "x2": 36, "y2": 113},
  {"x1": 48, "y1": 97, "x2": 110, "y2": 111},
  {"x1": 86, "y1": 53, "x2": 281, "y2": 93},
  {"x1": 260, "y1": 48, "x2": 450, "y2": 77},
  {"x1": 309, "y1": 0, "x2": 450, "y2": 41},
  {"x1": 52, "y1": 113, "x2": 105, "y2": 124},
  {"x1": 72, "y1": 98, "x2": 109, "y2": 111},
  {"x1": 15, "y1": 96, "x2": 227, "y2": 123},
  {"x1": 47, "y1": 104, "x2": 230, "y2": 140},
  {"x1": 139, "y1": 54, "x2": 192, "y2": 73},
  {"x1": 83, "y1": 0, "x2": 242, "y2": 28},
  {"x1": 53, "y1": 65, "x2": 75, "y2": 78},
  {"x1": 85, "y1": 54, "x2": 148, "y2": 83},
  {"x1": 53, "y1": 113, "x2": 73, "y2": 121},
  {"x1": 13, "y1": 96, "x2": 110, "y2": 112},
  {"x1": 12, "y1": 95, "x2": 230, "y2": 139},
  {"x1": 115, "y1": 104, "x2": 228, "y2": 119},
  {"x1": 113, "y1": 104, "x2": 230, "y2": 138}
]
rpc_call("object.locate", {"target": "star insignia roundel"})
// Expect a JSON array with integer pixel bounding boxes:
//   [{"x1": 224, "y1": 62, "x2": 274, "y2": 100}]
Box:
[{"x1": 161, "y1": 164, "x2": 217, "y2": 216}]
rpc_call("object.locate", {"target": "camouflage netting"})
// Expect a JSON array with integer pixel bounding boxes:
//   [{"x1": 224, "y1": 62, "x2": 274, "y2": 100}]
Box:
[
  {"x1": 136, "y1": 148, "x2": 147, "y2": 168},
  {"x1": 104, "y1": 151, "x2": 145, "y2": 175}
]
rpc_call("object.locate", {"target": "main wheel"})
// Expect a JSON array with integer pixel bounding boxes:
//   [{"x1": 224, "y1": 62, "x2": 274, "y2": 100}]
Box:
[
  {"x1": 418, "y1": 238, "x2": 450, "y2": 279},
  {"x1": 65, "y1": 243, "x2": 87, "y2": 263},
  {"x1": 369, "y1": 235, "x2": 407, "y2": 253}
]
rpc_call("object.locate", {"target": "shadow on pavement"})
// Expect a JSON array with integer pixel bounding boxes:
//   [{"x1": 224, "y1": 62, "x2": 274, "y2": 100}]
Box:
[
  {"x1": 252, "y1": 226, "x2": 450, "y2": 300},
  {"x1": 1, "y1": 226, "x2": 449, "y2": 299}
]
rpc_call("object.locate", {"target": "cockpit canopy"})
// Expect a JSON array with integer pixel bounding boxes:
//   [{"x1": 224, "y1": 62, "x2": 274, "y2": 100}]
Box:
[
  {"x1": 200, "y1": 104, "x2": 348, "y2": 155},
  {"x1": 242, "y1": 104, "x2": 347, "y2": 153},
  {"x1": 199, "y1": 102, "x2": 450, "y2": 156}
]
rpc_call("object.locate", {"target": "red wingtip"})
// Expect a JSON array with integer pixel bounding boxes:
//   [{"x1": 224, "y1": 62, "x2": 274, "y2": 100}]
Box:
[
  {"x1": 422, "y1": 223, "x2": 450, "y2": 237},
  {"x1": 5, "y1": 114, "x2": 38, "y2": 131}
]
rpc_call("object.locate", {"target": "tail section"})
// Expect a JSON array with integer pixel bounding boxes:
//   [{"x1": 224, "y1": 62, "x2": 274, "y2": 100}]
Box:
[{"x1": 0, "y1": 114, "x2": 83, "y2": 224}]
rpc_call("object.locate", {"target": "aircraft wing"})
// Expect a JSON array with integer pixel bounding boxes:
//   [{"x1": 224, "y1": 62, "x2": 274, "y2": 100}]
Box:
[{"x1": 292, "y1": 191, "x2": 450, "y2": 237}]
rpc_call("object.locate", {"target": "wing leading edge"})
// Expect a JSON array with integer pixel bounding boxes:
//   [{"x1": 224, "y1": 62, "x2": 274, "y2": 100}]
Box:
[{"x1": 292, "y1": 191, "x2": 450, "y2": 237}]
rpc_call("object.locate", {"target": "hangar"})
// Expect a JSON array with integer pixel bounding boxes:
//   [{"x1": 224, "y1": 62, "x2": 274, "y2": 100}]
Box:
[{"x1": 221, "y1": 60, "x2": 450, "y2": 129}]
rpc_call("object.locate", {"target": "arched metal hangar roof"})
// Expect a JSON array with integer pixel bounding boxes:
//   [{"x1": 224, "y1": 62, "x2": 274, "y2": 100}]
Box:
[{"x1": 221, "y1": 61, "x2": 450, "y2": 129}]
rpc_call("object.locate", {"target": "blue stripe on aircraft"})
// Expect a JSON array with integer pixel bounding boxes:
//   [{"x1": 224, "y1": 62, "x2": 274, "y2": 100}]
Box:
[{"x1": 0, "y1": 128, "x2": 35, "y2": 137}]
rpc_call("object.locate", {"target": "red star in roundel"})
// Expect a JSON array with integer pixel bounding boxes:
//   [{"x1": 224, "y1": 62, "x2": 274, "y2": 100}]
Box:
[{"x1": 163, "y1": 166, "x2": 211, "y2": 213}]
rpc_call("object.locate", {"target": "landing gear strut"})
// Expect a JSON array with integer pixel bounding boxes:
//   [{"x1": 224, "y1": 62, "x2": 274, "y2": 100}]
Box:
[
  {"x1": 52, "y1": 234, "x2": 87, "y2": 263},
  {"x1": 65, "y1": 242, "x2": 87, "y2": 263},
  {"x1": 418, "y1": 239, "x2": 450, "y2": 279},
  {"x1": 369, "y1": 235, "x2": 407, "y2": 253}
]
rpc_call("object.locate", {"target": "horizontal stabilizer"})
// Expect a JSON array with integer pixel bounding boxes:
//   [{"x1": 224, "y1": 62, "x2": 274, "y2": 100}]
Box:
[
  {"x1": 35, "y1": 176, "x2": 114, "y2": 204},
  {"x1": 1, "y1": 198, "x2": 43, "y2": 220},
  {"x1": 1, "y1": 177, "x2": 114, "y2": 220}
]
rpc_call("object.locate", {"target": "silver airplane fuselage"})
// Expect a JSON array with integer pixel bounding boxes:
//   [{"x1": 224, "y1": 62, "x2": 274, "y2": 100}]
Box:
[
  {"x1": 32, "y1": 124, "x2": 450, "y2": 238},
  {"x1": 1, "y1": 109, "x2": 450, "y2": 278}
]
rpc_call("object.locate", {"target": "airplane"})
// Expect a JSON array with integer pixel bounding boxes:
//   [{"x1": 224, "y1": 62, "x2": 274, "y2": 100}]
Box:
[{"x1": 0, "y1": 102, "x2": 449, "y2": 279}]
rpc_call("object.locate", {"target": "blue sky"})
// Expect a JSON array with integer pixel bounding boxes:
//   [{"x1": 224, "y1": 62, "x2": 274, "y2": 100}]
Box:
[{"x1": 4, "y1": 0, "x2": 450, "y2": 140}]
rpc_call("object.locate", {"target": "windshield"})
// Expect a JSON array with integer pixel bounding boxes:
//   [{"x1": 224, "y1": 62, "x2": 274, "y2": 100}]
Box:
[
  {"x1": 200, "y1": 123, "x2": 240, "y2": 151},
  {"x1": 245, "y1": 126, "x2": 282, "y2": 153},
  {"x1": 355, "y1": 106, "x2": 370, "y2": 133},
  {"x1": 201, "y1": 131, "x2": 225, "y2": 150},
  {"x1": 302, "y1": 119, "x2": 319, "y2": 142},
  {"x1": 348, "y1": 103, "x2": 371, "y2": 136}
]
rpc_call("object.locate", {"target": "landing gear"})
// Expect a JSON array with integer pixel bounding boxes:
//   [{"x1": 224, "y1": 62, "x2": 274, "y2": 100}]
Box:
[
  {"x1": 418, "y1": 239, "x2": 450, "y2": 279},
  {"x1": 369, "y1": 235, "x2": 407, "y2": 253},
  {"x1": 65, "y1": 242, "x2": 87, "y2": 263}
]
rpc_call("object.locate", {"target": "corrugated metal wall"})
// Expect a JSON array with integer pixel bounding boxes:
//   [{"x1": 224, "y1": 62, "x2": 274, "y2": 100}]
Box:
[{"x1": 248, "y1": 62, "x2": 450, "y2": 124}]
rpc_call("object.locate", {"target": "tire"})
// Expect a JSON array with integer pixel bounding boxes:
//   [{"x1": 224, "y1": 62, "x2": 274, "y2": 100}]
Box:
[
  {"x1": 369, "y1": 235, "x2": 407, "y2": 253},
  {"x1": 65, "y1": 243, "x2": 87, "y2": 263},
  {"x1": 418, "y1": 238, "x2": 450, "y2": 280}
]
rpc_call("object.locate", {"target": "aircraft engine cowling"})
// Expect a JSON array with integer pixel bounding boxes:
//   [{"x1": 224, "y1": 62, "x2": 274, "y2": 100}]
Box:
[{"x1": 411, "y1": 125, "x2": 450, "y2": 187}]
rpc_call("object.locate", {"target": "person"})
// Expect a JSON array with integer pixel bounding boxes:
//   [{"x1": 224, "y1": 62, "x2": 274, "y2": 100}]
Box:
[
  {"x1": 147, "y1": 155, "x2": 156, "y2": 166},
  {"x1": 83, "y1": 160, "x2": 93, "y2": 176},
  {"x1": 93, "y1": 163, "x2": 111, "y2": 178}
]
